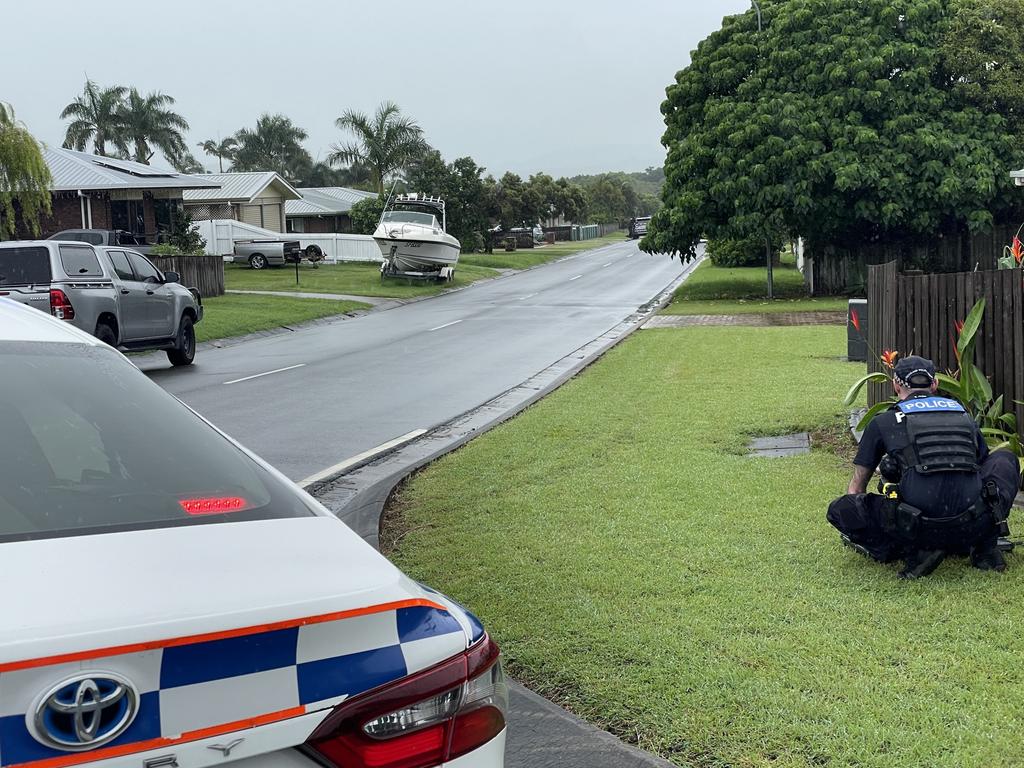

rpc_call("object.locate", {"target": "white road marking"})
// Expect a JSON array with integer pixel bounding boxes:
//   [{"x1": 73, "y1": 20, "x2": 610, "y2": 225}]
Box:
[
  {"x1": 569, "y1": 275, "x2": 583, "y2": 281},
  {"x1": 299, "y1": 429, "x2": 429, "y2": 487},
  {"x1": 602, "y1": 262, "x2": 612, "y2": 268},
  {"x1": 222, "y1": 363, "x2": 306, "y2": 385},
  {"x1": 519, "y1": 292, "x2": 538, "y2": 301},
  {"x1": 429, "y1": 319, "x2": 463, "y2": 331}
]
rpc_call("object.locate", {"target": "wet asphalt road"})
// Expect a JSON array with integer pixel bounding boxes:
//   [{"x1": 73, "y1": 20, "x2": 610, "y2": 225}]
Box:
[{"x1": 140, "y1": 239, "x2": 686, "y2": 482}]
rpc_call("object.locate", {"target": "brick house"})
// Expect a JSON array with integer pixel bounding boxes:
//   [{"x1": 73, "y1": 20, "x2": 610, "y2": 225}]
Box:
[
  {"x1": 183, "y1": 172, "x2": 300, "y2": 233},
  {"x1": 22, "y1": 148, "x2": 217, "y2": 240},
  {"x1": 285, "y1": 187, "x2": 377, "y2": 234}
]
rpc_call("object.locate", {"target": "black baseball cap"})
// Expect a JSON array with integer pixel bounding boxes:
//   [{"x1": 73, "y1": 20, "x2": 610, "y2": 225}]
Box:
[{"x1": 893, "y1": 355, "x2": 936, "y2": 388}]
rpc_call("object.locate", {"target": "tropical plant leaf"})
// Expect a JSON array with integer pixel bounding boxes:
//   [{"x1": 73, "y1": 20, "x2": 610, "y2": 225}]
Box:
[
  {"x1": 970, "y1": 365, "x2": 993, "y2": 404},
  {"x1": 956, "y1": 298, "x2": 986, "y2": 362},
  {"x1": 843, "y1": 372, "x2": 889, "y2": 407},
  {"x1": 935, "y1": 373, "x2": 963, "y2": 399}
]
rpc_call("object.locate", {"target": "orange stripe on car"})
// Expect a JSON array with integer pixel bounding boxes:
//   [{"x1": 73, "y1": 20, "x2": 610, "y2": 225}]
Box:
[{"x1": 0, "y1": 598, "x2": 446, "y2": 673}]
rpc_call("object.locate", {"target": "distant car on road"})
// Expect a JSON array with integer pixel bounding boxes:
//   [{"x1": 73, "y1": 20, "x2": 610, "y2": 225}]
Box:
[
  {"x1": 49, "y1": 228, "x2": 158, "y2": 255},
  {"x1": 232, "y1": 238, "x2": 303, "y2": 269},
  {"x1": 0, "y1": 299, "x2": 509, "y2": 768},
  {"x1": 628, "y1": 216, "x2": 652, "y2": 240},
  {"x1": 0, "y1": 240, "x2": 202, "y2": 365}
]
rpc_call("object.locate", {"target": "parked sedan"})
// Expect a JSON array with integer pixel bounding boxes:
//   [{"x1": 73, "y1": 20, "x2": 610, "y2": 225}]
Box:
[{"x1": 0, "y1": 299, "x2": 507, "y2": 768}]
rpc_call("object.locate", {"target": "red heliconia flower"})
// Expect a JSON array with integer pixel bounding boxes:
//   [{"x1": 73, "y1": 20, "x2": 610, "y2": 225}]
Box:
[
  {"x1": 881, "y1": 349, "x2": 899, "y2": 369},
  {"x1": 1013, "y1": 236, "x2": 1024, "y2": 265},
  {"x1": 850, "y1": 309, "x2": 861, "y2": 333},
  {"x1": 954, "y1": 319, "x2": 964, "y2": 335}
]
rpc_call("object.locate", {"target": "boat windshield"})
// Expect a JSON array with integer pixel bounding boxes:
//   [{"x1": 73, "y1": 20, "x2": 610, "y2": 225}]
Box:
[{"x1": 382, "y1": 211, "x2": 438, "y2": 228}]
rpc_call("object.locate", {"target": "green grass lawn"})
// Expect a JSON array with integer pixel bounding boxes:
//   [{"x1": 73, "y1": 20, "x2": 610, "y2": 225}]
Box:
[
  {"x1": 195, "y1": 293, "x2": 369, "y2": 343},
  {"x1": 664, "y1": 258, "x2": 850, "y2": 315},
  {"x1": 459, "y1": 232, "x2": 627, "y2": 269},
  {"x1": 386, "y1": 325, "x2": 1023, "y2": 767},
  {"x1": 224, "y1": 262, "x2": 500, "y2": 299}
]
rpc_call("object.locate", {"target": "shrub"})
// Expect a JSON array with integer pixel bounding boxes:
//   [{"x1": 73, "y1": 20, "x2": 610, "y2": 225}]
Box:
[
  {"x1": 165, "y1": 206, "x2": 206, "y2": 255},
  {"x1": 706, "y1": 237, "x2": 771, "y2": 267}
]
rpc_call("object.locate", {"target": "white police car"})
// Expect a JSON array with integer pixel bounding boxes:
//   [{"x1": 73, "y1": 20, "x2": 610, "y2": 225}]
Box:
[{"x1": 0, "y1": 299, "x2": 506, "y2": 768}]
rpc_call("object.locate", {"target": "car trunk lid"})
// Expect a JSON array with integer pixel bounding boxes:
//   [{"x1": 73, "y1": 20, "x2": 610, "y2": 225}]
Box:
[{"x1": 0, "y1": 517, "x2": 469, "y2": 768}]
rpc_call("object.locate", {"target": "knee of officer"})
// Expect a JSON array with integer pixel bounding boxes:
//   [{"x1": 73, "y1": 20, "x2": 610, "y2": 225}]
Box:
[{"x1": 828, "y1": 494, "x2": 863, "y2": 531}]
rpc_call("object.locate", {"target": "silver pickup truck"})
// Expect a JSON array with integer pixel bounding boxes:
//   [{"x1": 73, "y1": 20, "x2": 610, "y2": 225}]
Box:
[
  {"x1": 232, "y1": 238, "x2": 303, "y2": 269},
  {"x1": 0, "y1": 241, "x2": 203, "y2": 365}
]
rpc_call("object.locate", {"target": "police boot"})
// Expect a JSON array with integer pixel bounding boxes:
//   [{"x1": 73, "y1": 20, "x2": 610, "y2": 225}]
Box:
[
  {"x1": 898, "y1": 549, "x2": 946, "y2": 580},
  {"x1": 970, "y1": 539, "x2": 1007, "y2": 572}
]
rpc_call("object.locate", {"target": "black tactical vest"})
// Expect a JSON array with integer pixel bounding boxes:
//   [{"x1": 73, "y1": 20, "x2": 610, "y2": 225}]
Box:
[{"x1": 882, "y1": 396, "x2": 980, "y2": 476}]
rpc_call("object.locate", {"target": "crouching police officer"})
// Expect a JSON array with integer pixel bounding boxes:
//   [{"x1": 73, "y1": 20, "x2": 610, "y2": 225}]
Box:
[{"x1": 827, "y1": 355, "x2": 1021, "y2": 579}]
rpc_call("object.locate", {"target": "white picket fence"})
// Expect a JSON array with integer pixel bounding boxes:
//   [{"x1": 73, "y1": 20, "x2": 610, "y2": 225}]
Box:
[{"x1": 195, "y1": 219, "x2": 381, "y2": 263}]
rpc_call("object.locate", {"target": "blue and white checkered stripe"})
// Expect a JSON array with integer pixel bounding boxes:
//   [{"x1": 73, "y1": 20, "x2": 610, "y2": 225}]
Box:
[{"x1": 0, "y1": 605, "x2": 466, "y2": 767}]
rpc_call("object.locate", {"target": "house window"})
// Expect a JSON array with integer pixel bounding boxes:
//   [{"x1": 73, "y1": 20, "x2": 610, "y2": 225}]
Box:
[
  {"x1": 288, "y1": 217, "x2": 305, "y2": 233},
  {"x1": 153, "y1": 198, "x2": 182, "y2": 236},
  {"x1": 111, "y1": 200, "x2": 146, "y2": 237}
]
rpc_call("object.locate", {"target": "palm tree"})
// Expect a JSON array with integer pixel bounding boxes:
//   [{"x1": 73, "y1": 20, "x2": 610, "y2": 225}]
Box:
[
  {"x1": 198, "y1": 137, "x2": 237, "y2": 173},
  {"x1": 59, "y1": 80, "x2": 126, "y2": 156},
  {"x1": 231, "y1": 114, "x2": 312, "y2": 181},
  {"x1": 0, "y1": 102, "x2": 52, "y2": 239},
  {"x1": 115, "y1": 88, "x2": 189, "y2": 165},
  {"x1": 329, "y1": 102, "x2": 429, "y2": 194}
]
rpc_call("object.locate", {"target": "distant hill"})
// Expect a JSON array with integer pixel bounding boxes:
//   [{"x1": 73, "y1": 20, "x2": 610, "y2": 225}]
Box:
[{"x1": 569, "y1": 167, "x2": 664, "y2": 198}]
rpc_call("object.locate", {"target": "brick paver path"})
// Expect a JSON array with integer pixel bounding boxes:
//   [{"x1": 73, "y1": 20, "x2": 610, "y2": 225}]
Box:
[{"x1": 642, "y1": 311, "x2": 846, "y2": 329}]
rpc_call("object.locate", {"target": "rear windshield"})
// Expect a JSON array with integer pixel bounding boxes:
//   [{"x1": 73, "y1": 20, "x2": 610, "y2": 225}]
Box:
[
  {"x1": 0, "y1": 342, "x2": 317, "y2": 543},
  {"x1": 0, "y1": 247, "x2": 51, "y2": 286},
  {"x1": 59, "y1": 244, "x2": 104, "y2": 277}
]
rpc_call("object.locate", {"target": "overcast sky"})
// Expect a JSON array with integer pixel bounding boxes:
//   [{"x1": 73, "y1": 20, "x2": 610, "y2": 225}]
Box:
[{"x1": 2, "y1": 0, "x2": 750, "y2": 178}]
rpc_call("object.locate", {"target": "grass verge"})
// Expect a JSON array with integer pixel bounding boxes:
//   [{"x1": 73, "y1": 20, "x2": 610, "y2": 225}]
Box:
[
  {"x1": 663, "y1": 258, "x2": 849, "y2": 314},
  {"x1": 195, "y1": 293, "x2": 369, "y2": 343},
  {"x1": 385, "y1": 325, "x2": 1022, "y2": 767},
  {"x1": 459, "y1": 232, "x2": 626, "y2": 269},
  {"x1": 224, "y1": 262, "x2": 499, "y2": 299}
]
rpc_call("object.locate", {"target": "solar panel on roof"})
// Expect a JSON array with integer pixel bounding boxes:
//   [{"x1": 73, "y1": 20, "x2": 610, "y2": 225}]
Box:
[{"x1": 92, "y1": 158, "x2": 176, "y2": 178}]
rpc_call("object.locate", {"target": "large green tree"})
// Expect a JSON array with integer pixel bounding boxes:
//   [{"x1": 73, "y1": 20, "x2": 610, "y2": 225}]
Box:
[
  {"x1": 644, "y1": 0, "x2": 1024, "y2": 262},
  {"x1": 116, "y1": 88, "x2": 189, "y2": 165},
  {"x1": 330, "y1": 102, "x2": 429, "y2": 194},
  {"x1": 0, "y1": 102, "x2": 52, "y2": 238},
  {"x1": 59, "y1": 80, "x2": 126, "y2": 156},
  {"x1": 406, "y1": 150, "x2": 491, "y2": 249},
  {"x1": 231, "y1": 114, "x2": 312, "y2": 181}
]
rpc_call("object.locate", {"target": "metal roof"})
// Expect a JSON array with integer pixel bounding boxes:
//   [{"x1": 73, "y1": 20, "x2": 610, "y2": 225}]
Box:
[
  {"x1": 182, "y1": 172, "x2": 301, "y2": 203},
  {"x1": 286, "y1": 187, "x2": 377, "y2": 217},
  {"x1": 45, "y1": 147, "x2": 218, "y2": 192}
]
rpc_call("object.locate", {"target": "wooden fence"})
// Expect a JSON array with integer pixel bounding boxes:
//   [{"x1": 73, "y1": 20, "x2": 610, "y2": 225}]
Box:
[
  {"x1": 810, "y1": 224, "x2": 1016, "y2": 294},
  {"x1": 866, "y1": 262, "x2": 1024, "y2": 435},
  {"x1": 149, "y1": 254, "x2": 225, "y2": 297}
]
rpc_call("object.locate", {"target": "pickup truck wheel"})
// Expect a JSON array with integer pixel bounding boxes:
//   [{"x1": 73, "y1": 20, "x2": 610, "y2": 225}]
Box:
[
  {"x1": 249, "y1": 253, "x2": 268, "y2": 270},
  {"x1": 95, "y1": 322, "x2": 117, "y2": 347},
  {"x1": 167, "y1": 316, "x2": 196, "y2": 366}
]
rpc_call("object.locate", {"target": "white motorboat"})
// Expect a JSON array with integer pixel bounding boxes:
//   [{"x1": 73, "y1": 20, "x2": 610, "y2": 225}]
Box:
[{"x1": 373, "y1": 193, "x2": 461, "y2": 278}]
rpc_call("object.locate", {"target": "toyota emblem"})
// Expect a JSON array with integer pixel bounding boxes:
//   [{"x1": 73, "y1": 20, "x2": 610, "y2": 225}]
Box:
[{"x1": 30, "y1": 673, "x2": 139, "y2": 751}]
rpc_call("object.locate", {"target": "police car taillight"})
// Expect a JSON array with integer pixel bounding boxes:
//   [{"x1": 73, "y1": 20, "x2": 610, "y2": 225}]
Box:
[{"x1": 305, "y1": 635, "x2": 507, "y2": 768}]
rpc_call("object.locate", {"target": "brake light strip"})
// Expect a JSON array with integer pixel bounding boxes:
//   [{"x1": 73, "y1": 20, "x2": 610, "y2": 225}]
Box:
[{"x1": 0, "y1": 598, "x2": 447, "y2": 673}]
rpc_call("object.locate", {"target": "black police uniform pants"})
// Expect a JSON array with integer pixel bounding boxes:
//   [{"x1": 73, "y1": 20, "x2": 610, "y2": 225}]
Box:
[{"x1": 827, "y1": 451, "x2": 1021, "y2": 562}]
